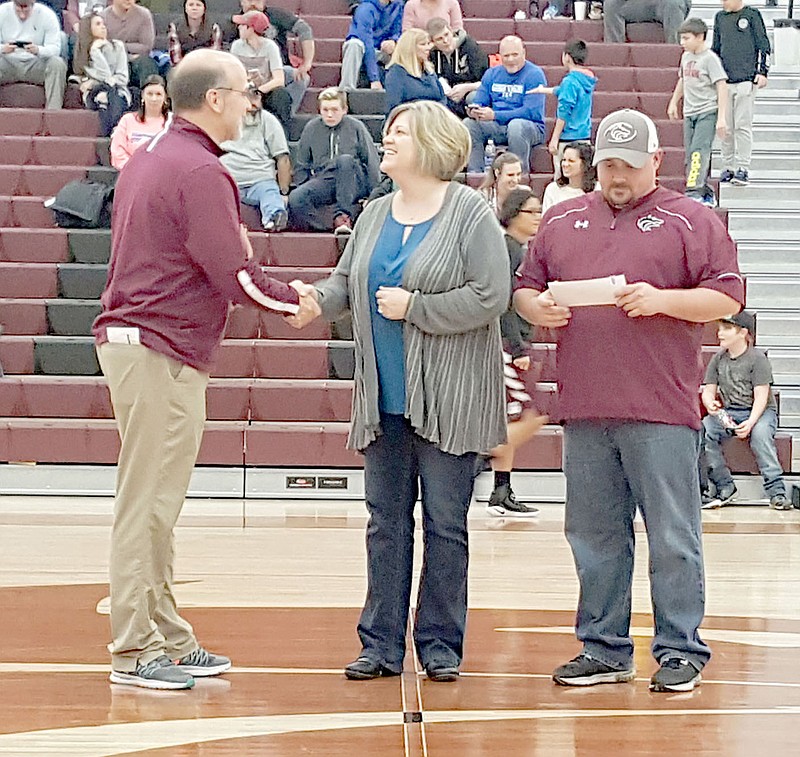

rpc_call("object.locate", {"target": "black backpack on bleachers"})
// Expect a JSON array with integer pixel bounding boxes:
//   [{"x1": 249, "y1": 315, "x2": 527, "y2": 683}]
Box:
[{"x1": 47, "y1": 179, "x2": 115, "y2": 229}]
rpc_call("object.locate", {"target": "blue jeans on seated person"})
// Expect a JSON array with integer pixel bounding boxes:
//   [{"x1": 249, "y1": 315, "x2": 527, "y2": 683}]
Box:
[
  {"x1": 241, "y1": 180, "x2": 284, "y2": 228},
  {"x1": 702, "y1": 407, "x2": 785, "y2": 498},
  {"x1": 464, "y1": 118, "x2": 545, "y2": 172},
  {"x1": 563, "y1": 420, "x2": 711, "y2": 671},
  {"x1": 358, "y1": 413, "x2": 477, "y2": 673}
]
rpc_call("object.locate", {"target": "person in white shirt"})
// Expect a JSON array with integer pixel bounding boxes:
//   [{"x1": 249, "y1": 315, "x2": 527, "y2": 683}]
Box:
[
  {"x1": 0, "y1": 0, "x2": 67, "y2": 108},
  {"x1": 541, "y1": 141, "x2": 597, "y2": 213}
]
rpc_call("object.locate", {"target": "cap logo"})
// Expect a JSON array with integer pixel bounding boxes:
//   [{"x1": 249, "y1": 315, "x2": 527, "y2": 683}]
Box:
[{"x1": 604, "y1": 122, "x2": 637, "y2": 144}]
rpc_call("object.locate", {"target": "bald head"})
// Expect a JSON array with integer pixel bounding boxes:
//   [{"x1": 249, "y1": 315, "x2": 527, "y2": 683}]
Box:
[
  {"x1": 499, "y1": 35, "x2": 526, "y2": 74},
  {"x1": 168, "y1": 50, "x2": 247, "y2": 113},
  {"x1": 168, "y1": 49, "x2": 251, "y2": 144}
]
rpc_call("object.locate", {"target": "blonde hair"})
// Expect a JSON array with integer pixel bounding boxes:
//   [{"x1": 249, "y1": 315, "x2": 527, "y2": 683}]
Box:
[
  {"x1": 317, "y1": 86, "x2": 347, "y2": 109},
  {"x1": 384, "y1": 100, "x2": 471, "y2": 180},
  {"x1": 388, "y1": 29, "x2": 433, "y2": 78}
]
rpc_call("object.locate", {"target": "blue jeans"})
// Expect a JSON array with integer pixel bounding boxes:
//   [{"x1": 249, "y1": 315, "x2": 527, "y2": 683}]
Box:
[
  {"x1": 702, "y1": 408, "x2": 785, "y2": 498},
  {"x1": 563, "y1": 421, "x2": 711, "y2": 671},
  {"x1": 358, "y1": 414, "x2": 477, "y2": 672},
  {"x1": 241, "y1": 180, "x2": 284, "y2": 228},
  {"x1": 464, "y1": 118, "x2": 545, "y2": 172}
]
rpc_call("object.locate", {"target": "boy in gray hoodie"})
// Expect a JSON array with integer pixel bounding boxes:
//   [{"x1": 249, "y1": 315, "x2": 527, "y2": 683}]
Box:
[{"x1": 288, "y1": 87, "x2": 380, "y2": 233}]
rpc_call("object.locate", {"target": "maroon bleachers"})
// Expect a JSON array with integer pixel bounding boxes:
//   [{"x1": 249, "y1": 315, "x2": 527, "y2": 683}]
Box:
[{"x1": 0, "y1": 10, "x2": 790, "y2": 479}]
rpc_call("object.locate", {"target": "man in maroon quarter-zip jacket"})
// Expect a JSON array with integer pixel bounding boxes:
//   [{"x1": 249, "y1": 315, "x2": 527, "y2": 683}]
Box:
[
  {"x1": 93, "y1": 48, "x2": 318, "y2": 691},
  {"x1": 514, "y1": 109, "x2": 744, "y2": 695}
]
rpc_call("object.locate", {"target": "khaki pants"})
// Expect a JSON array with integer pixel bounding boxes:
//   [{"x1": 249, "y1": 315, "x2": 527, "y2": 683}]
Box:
[
  {"x1": 97, "y1": 343, "x2": 209, "y2": 672},
  {"x1": 0, "y1": 55, "x2": 67, "y2": 109},
  {"x1": 721, "y1": 80, "x2": 756, "y2": 172}
]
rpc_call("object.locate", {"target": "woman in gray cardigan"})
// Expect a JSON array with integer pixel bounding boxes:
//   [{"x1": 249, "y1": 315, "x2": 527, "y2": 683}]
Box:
[{"x1": 290, "y1": 101, "x2": 509, "y2": 682}]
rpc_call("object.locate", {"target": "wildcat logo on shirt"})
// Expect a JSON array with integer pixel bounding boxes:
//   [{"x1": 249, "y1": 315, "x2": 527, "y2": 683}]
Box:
[
  {"x1": 491, "y1": 83, "x2": 524, "y2": 99},
  {"x1": 637, "y1": 214, "x2": 665, "y2": 232}
]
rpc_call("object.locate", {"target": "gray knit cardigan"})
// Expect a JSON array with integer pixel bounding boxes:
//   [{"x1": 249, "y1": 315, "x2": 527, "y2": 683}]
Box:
[{"x1": 315, "y1": 181, "x2": 510, "y2": 455}]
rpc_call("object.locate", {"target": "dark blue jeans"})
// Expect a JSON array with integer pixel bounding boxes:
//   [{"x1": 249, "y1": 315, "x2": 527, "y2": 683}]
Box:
[
  {"x1": 563, "y1": 420, "x2": 711, "y2": 671},
  {"x1": 288, "y1": 155, "x2": 370, "y2": 232},
  {"x1": 358, "y1": 413, "x2": 477, "y2": 672}
]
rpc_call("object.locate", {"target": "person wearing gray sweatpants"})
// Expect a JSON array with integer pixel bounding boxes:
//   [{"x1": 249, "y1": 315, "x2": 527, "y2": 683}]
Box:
[{"x1": 603, "y1": 0, "x2": 690, "y2": 44}]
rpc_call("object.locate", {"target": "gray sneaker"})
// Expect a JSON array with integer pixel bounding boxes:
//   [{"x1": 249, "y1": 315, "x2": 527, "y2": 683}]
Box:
[
  {"x1": 552, "y1": 653, "x2": 635, "y2": 686},
  {"x1": 176, "y1": 646, "x2": 232, "y2": 677},
  {"x1": 110, "y1": 655, "x2": 195, "y2": 690},
  {"x1": 650, "y1": 657, "x2": 701, "y2": 692},
  {"x1": 770, "y1": 494, "x2": 792, "y2": 511}
]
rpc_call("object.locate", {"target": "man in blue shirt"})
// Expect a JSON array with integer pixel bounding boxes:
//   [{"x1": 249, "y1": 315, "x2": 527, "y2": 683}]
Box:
[
  {"x1": 463, "y1": 35, "x2": 546, "y2": 173},
  {"x1": 339, "y1": 0, "x2": 403, "y2": 91}
]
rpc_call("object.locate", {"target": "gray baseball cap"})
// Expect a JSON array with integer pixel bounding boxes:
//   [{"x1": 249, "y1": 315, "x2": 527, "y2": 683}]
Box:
[{"x1": 592, "y1": 109, "x2": 660, "y2": 168}]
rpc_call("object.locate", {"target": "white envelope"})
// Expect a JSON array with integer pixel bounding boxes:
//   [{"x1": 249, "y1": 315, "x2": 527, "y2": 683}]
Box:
[{"x1": 547, "y1": 275, "x2": 627, "y2": 307}]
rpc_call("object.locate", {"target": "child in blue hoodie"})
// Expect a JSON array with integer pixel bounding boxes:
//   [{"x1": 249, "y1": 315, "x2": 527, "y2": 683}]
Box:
[{"x1": 530, "y1": 39, "x2": 597, "y2": 176}]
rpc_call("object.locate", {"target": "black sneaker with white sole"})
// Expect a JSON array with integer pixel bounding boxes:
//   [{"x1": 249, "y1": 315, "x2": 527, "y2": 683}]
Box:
[
  {"x1": 175, "y1": 646, "x2": 232, "y2": 677},
  {"x1": 552, "y1": 653, "x2": 635, "y2": 686},
  {"x1": 110, "y1": 654, "x2": 195, "y2": 690},
  {"x1": 650, "y1": 658, "x2": 701, "y2": 692},
  {"x1": 487, "y1": 484, "x2": 539, "y2": 517}
]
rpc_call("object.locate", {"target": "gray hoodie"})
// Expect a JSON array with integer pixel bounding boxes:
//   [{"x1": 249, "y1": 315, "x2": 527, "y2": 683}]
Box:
[{"x1": 293, "y1": 114, "x2": 380, "y2": 188}]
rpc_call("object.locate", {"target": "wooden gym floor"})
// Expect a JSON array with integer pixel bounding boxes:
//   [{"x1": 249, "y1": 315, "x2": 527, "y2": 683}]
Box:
[{"x1": 0, "y1": 495, "x2": 799, "y2": 755}]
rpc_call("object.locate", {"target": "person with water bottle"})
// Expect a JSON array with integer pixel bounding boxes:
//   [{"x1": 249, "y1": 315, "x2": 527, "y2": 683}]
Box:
[{"x1": 462, "y1": 35, "x2": 546, "y2": 173}]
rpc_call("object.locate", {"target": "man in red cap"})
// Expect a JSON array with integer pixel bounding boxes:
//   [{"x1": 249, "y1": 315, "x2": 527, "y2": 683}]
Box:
[{"x1": 230, "y1": 9, "x2": 291, "y2": 126}]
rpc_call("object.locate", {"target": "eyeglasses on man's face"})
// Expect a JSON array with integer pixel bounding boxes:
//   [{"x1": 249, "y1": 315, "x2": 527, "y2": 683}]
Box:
[{"x1": 212, "y1": 87, "x2": 253, "y2": 99}]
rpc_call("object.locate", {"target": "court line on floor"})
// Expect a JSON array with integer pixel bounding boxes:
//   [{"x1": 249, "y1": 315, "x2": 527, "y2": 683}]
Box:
[{"x1": 3, "y1": 708, "x2": 800, "y2": 756}]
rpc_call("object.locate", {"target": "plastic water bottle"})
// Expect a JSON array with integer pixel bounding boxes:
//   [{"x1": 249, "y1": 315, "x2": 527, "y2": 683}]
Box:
[{"x1": 484, "y1": 139, "x2": 496, "y2": 170}]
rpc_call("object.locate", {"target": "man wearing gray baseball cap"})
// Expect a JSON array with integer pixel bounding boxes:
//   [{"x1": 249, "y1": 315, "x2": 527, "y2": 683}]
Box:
[{"x1": 514, "y1": 109, "x2": 745, "y2": 693}]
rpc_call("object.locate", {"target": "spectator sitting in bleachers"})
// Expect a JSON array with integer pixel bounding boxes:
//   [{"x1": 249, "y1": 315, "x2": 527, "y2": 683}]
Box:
[
  {"x1": 72, "y1": 12, "x2": 130, "y2": 137},
  {"x1": 528, "y1": 39, "x2": 595, "y2": 177},
  {"x1": 232, "y1": 0, "x2": 314, "y2": 116},
  {"x1": 384, "y1": 28, "x2": 445, "y2": 114},
  {"x1": 402, "y1": 0, "x2": 463, "y2": 33},
  {"x1": 339, "y1": 0, "x2": 403, "y2": 91},
  {"x1": 0, "y1": 0, "x2": 67, "y2": 109},
  {"x1": 288, "y1": 87, "x2": 380, "y2": 234},
  {"x1": 463, "y1": 35, "x2": 546, "y2": 173},
  {"x1": 167, "y1": 0, "x2": 221, "y2": 67},
  {"x1": 220, "y1": 87, "x2": 291, "y2": 232},
  {"x1": 668, "y1": 18, "x2": 728, "y2": 208},
  {"x1": 102, "y1": 0, "x2": 158, "y2": 90},
  {"x1": 541, "y1": 141, "x2": 597, "y2": 213},
  {"x1": 701, "y1": 311, "x2": 791, "y2": 511},
  {"x1": 109, "y1": 73, "x2": 168, "y2": 170},
  {"x1": 478, "y1": 151, "x2": 525, "y2": 215},
  {"x1": 230, "y1": 10, "x2": 291, "y2": 128},
  {"x1": 426, "y1": 17, "x2": 487, "y2": 118},
  {"x1": 603, "y1": 0, "x2": 690, "y2": 44}
]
